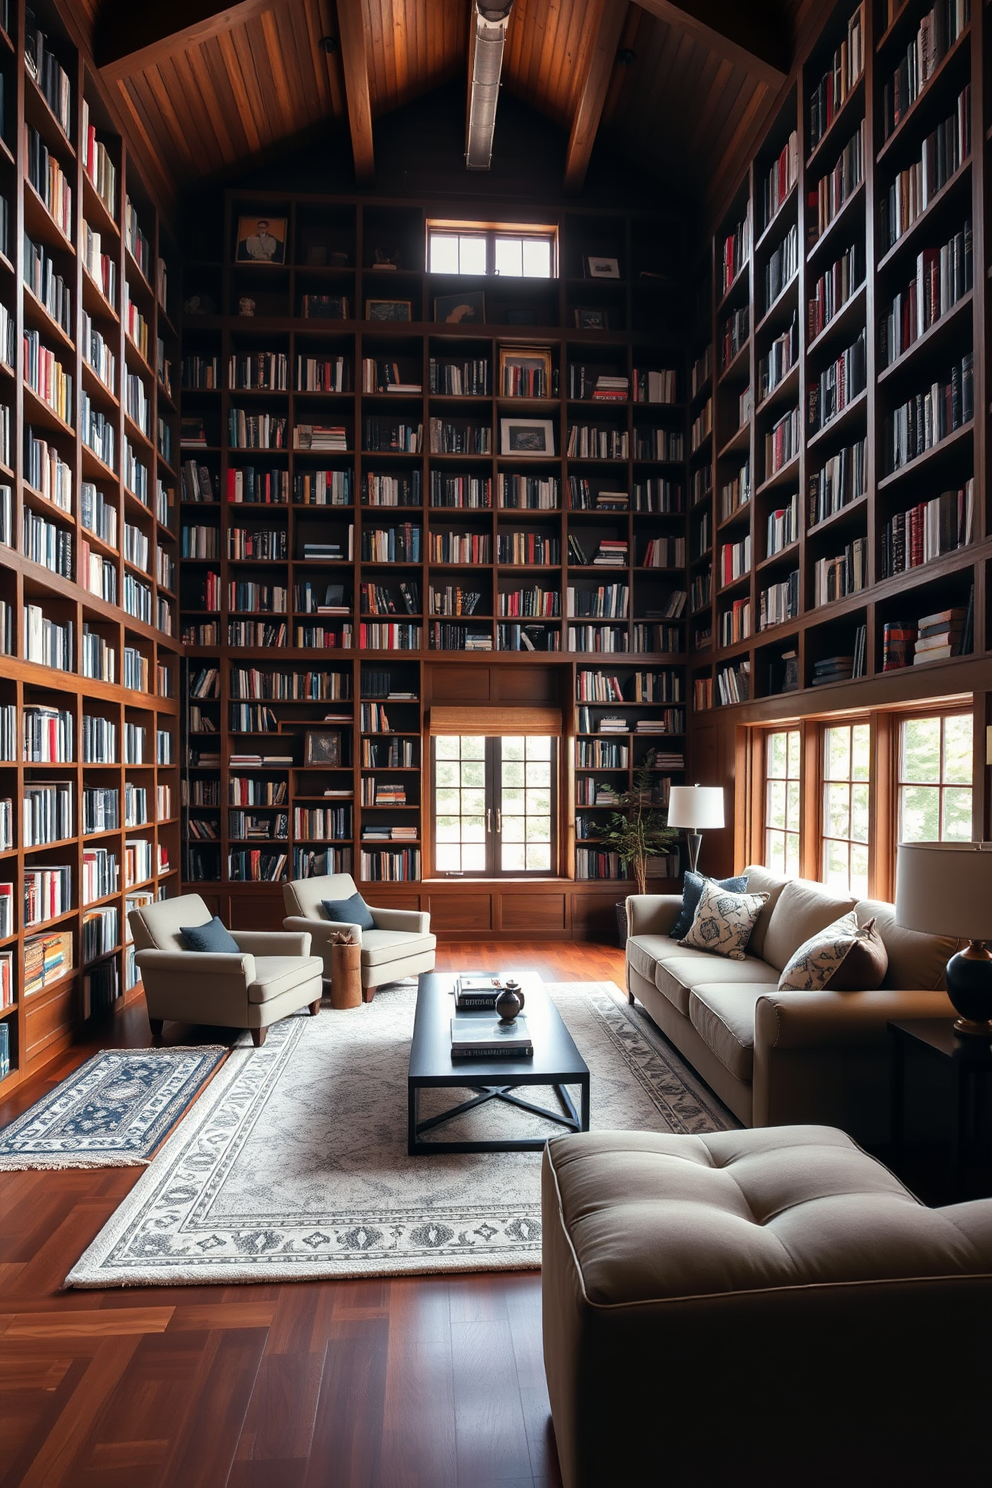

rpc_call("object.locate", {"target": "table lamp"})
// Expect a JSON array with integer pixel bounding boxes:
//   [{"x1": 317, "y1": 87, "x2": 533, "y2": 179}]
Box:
[
  {"x1": 895, "y1": 841, "x2": 992, "y2": 1038},
  {"x1": 666, "y1": 785, "x2": 725, "y2": 875}
]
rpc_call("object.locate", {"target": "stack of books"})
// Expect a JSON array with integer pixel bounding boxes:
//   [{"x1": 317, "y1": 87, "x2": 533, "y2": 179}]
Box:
[
  {"x1": 913, "y1": 605, "x2": 967, "y2": 664},
  {"x1": 811, "y1": 655, "x2": 855, "y2": 686},
  {"x1": 597, "y1": 716, "x2": 629, "y2": 733},
  {"x1": 593, "y1": 539, "x2": 628, "y2": 566},
  {"x1": 882, "y1": 621, "x2": 916, "y2": 671},
  {"x1": 24, "y1": 929, "x2": 73, "y2": 995},
  {"x1": 592, "y1": 375, "x2": 629, "y2": 401},
  {"x1": 454, "y1": 973, "x2": 516, "y2": 1009},
  {"x1": 294, "y1": 425, "x2": 348, "y2": 451},
  {"x1": 304, "y1": 537, "x2": 352, "y2": 561},
  {"x1": 450, "y1": 1013, "x2": 533, "y2": 1059},
  {"x1": 594, "y1": 490, "x2": 629, "y2": 510}
]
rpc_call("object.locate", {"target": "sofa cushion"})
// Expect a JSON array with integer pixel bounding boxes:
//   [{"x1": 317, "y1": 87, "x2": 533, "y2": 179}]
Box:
[
  {"x1": 739, "y1": 865, "x2": 791, "y2": 960},
  {"x1": 777, "y1": 911, "x2": 878, "y2": 992},
  {"x1": 181, "y1": 915, "x2": 241, "y2": 954},
  {"x1": 627, "y1": 935, "x2": 688, "y2": 989},
  {"x1": 322, "y1": 891, "x2": 376, "y2": 930},
  {"x1": 656, "y1": 955, "x2": 779, "y2": 1017},
  {"x1": 761, "y1": 878, "x2": 858, "y2": 973},
  {"x1": 856, "y1": 898, "x2": 957, "y2": 991},
  {"x1": 679, "y1": 881, "x2": 768, "y2": 961},
  {"x1": 689, "y1": 983, "x2": 777, "y2": 1081},
  {"x1": 670, "y1": 871, "x2": 749, "y2": 940},
  {"x1": 247, "y1": 955, "x2": 323, "y2": 1004},
  {"x1": 359, "y1": 928, "x2": 436, "y2": 968}
]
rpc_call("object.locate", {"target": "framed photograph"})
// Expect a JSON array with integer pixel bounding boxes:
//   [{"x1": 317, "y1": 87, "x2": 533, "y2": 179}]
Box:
[
  {"x1": 574, "y1": 307, "x2": 609, "y2": 330},
  {"x1": 500, "y1": 417, "x2": 556, "y2": 458},
  {"x1": 366, "y1": 299, "x2": 413, "y2": 322},
  {"x1": 304, "y1": 729, "x2": 342, "y2": 767},
  {"x1": 585, "y1": 256, "x2": 620, "y2": 279},
  {"x1": 434, "y1": 291, "x2": 485, "y2": 324},
  {"x1": 499, "y1": 344, "x2": 553, "y2": 398},
  {"x1": 235, "y1": 215, "x2": 288, "y2": 265}
]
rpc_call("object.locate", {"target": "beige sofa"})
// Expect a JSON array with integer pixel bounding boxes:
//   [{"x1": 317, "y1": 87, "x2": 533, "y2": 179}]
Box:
[{"x1": 626, "y1": 865, "x2": 959, "y2": 1140}]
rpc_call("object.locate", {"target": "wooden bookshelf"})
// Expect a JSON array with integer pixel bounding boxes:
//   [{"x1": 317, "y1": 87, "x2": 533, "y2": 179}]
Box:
[{"x1": 0, "y1": 0, "x2": 180, "y2": 1093}]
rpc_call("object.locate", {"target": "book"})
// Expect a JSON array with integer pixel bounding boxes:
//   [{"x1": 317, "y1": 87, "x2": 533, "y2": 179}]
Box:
[
  {"x1": 454, "y1": 972, "x2": 516, "y2": 1008},
  {"x1": 450, "y1": 1012, "x2": 533, "y2": 1057}
]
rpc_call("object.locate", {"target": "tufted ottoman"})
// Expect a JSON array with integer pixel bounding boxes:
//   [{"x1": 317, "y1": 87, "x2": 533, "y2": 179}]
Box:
[{"x1": 542, "y1": 1125, "x2": 992, "y2": 1488}]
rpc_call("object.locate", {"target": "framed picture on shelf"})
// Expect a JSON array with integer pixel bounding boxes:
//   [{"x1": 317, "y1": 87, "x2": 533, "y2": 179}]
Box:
[
  {"x1": 499, "y1": 345, "x2": 553, "y2": 397},
  {"x1": 584, "y1": 256, "x2": 620, "y2": 279},
  {"x1": 434, "y1": 291, "x2": 485, "y2": 324},
  {"x1": 301, "y1": 294, "x2": 349, "y2": 320},
  {"x1": 304, "y1": 730, "x2": 342, "y2": 767},
  {"x1": 366, "y1": 299, "x2": 413, "y2": 322},
  {"x1": 235, "y1": 216, "x2": 288, "y2": 265},
  {"x1": 500, "y1": 417, "x2": 556, "y2": 457},
  {"x1": 574, "y1": 307, "x2": 609, "y2": 330}
]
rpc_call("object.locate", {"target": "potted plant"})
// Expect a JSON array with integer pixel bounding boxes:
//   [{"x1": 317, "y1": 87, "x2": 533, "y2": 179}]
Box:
[{"x1": 600, "y1": 764, "x2": 679, "y2": 942}]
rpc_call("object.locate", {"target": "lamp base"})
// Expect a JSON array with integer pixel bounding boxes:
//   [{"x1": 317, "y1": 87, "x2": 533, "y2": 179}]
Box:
[
  {"x1": 946, "y1": 943, "x2": 992, "y2": 1039},
  {"x1": 684, "y1": 832, "x2": 702, "y2": 876}
]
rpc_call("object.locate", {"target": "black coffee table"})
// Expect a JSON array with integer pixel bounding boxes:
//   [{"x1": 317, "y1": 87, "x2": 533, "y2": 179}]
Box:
[{"x1": 407, "y1": 972, "x2": 590, "y2": 1155}]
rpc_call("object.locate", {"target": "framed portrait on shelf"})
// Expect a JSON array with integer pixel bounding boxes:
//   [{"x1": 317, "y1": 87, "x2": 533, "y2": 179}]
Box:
[
  {"x1": 235, "y1": 216, "x2": 288, "y2": 265},
  {"x1": 584, "y1": 256, "x2": 620, "y2": 279},
  {"x1": 366, "y1": 299, "x2": 413, "y2": 322},
  {"x1": 574, "y1": 307, "x2": 609, "y2": 330},
  {"x1": 499, "y1": 417, "x2": 556, "y2": 457},
  {"x1": 304, "y1": 730, "x2": 342, "y2": 767},
  {"x1": 434, "y1": 291, "x2": 485, "y2": 324}
]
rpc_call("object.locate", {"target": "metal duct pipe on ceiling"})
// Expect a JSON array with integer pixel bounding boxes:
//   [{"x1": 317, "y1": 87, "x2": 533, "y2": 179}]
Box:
[{"x1": 465, "y1": 0, "x2": 514, "y2": 171}]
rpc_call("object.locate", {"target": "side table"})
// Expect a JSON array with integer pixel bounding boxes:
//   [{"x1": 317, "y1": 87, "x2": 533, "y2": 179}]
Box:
[{"x1": 888, "y1": 1018, "x2": 992, "y2": 1200}]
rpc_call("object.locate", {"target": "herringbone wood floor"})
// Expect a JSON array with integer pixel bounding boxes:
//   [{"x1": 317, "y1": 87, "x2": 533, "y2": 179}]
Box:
[{"x1": 0, "y1": 941, "x2": 627, "y2": 1488}]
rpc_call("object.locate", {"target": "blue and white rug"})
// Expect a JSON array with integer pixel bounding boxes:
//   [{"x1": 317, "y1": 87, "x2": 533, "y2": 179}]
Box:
[
  {"x1": 0, "y1": 1046, "x2": 227, "y2": 1170},
  {"x1": 66, "y1": 983, "x2": 735, "y2": 1286}
]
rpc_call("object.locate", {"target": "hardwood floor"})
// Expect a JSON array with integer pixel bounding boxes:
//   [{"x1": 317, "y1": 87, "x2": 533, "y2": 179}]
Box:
[{"x1": 0, "y1": 941, "x2": 627, "y2": 1488}]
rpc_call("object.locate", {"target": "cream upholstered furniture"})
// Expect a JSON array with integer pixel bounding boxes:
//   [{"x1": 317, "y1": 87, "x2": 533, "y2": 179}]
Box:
[
  {"x1": 626, "y1": 865, "x2": 959, "y2": 1141},
  {"x1": 543, "y1": 1125, "x2": 992, "y2": 1488},
  {"x1": 128, "y1": 893, "x2": 324, "y2": 1046},
  {"x1": 281, "y1": 873, "x2": 436, "y2": 1000}
]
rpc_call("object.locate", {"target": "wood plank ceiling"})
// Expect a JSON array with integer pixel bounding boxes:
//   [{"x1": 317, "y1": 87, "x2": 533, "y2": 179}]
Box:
[{"x1": 78, "y1": 0, "x2": 821, "y2": 218}]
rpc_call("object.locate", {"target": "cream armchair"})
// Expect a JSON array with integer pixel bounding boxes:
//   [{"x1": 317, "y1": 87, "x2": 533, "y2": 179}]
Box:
[
  {"x1": 128, "y1": 893, "x2": 325, "y2": 1046},
  {"x1": 282, "y1": 872, "x2": 436, "y2": 1000}
]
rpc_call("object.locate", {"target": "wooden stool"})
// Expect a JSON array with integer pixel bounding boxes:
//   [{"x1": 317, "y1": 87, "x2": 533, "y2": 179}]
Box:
[{"x1": 328, "y1": 941, "x2": 362, "y2": 1009}]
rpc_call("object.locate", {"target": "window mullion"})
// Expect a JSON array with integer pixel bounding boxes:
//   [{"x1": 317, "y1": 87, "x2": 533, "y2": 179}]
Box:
[{"x1": 487, "y1": 738, "x2": 500, "y2": 876}]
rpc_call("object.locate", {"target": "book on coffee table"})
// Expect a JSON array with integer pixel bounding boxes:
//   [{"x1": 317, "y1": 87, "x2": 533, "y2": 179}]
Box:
[
  {"x1": 454, "y1": 972, "x2": 515, "y2": 1008},
  {"x1": 450, "y1": 1013, "x2": 533, "y2": 1058}
]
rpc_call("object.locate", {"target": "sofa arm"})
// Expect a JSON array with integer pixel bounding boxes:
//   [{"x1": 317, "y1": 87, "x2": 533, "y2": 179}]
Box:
[
  {"x1": 369, "y1": 906, "x2": 431, "y2": 934},
  {"x1": 626, "y1": 894, "x2": 681, "y2": 937},
  {"x1": 755, "y1": 987, "x2": 956, "y2": 1052},
  {"x1": 232, "y1": 930, "x2": 312, "y2": 957},
  {"x1": 282, "y1": 914, "x2": 362, "y2": 946}
]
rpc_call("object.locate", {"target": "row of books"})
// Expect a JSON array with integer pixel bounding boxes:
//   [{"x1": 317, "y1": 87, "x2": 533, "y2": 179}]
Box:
[{"x1": 879, "y1": 482, "x2": 973, "y2": 579}]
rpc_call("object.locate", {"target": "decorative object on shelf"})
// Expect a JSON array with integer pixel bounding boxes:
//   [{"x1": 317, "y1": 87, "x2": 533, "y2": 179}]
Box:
[
  {"x1": 183, "y1": 292, "x2": 216, "y2": 315},
  {"x1": 371, "y1": 246, "x2": 401, "y2": 269},
  {"x1": 434, "y1": 291, "x2": 485, "y2": 324},
  {"x1": 304, "y1": 729, "x2": 342, "y2": 767},
  {"x1": 499, "y1": 417, "x2": 556, "y2": 457},
  {"x1": 366, "y1": 298, "x2": 412, "y2": 321},
  {"x1": 574, "y1": 307, "x2": 608, "y2": 329},
  {"x1": 896, "y1": 842, "x2": 992, "y2": 1038},
  {"x1": 585, "y1": 256, "x2": 620, "y2": 279},
  {"x1": 235, "y1": 215, "x2": 287, "y2": 264},
  {"x1": 601, "y1": 767, "x2": 678, "y2": 903},
  {"x1": 667, "y1": 784, "x2": 725, "y2": 875},
  {"x1": 238, "y1": 296, "x2": 255, "y2": 316},
  {"x1": 495, "y1": 981, "x2": 525, "y2": 1022}
]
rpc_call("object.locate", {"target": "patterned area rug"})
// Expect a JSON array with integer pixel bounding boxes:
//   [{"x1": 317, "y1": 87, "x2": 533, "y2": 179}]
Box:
[
  {"x1": 66, "y1": 982, "x2": 735, "y2": 1287},
  {"x1": 0, "y1": 1047, "x2": 227, "y2": 1170}
]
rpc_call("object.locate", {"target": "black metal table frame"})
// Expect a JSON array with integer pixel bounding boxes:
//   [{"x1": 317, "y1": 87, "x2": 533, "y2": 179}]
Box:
[{"x1": 407, "y1": 1072, "x2": 590, "y2": 1155}]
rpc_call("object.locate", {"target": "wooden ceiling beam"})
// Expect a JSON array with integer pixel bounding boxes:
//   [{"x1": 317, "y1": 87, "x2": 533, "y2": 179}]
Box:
[
  {"x1": 633, "y1": 0, "x2": 789, "y2": 88},
  {"x1": 335, "y1": 0, "x2": 375, "y2": 186},
  {"x1": 563, "y1": 0, "x2": 629, "y2": 196},
  {"x1": 94, "y1": 0, "x2": 285, "y2": 82}
]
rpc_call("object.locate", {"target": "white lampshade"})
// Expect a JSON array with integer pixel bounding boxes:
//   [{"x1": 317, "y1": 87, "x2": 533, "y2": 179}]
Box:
[
  {"x1": 895, "y1": 842, "x2": 992, "y2": 941},
  {"x1": 667, "y1": 785, "x2": 725, "y2": 831}
]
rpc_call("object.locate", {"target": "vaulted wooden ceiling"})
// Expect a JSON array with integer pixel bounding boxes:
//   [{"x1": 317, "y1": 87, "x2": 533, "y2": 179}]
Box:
[{"x1": 77, "y1": 0, "x2": 823, "y2": 219}]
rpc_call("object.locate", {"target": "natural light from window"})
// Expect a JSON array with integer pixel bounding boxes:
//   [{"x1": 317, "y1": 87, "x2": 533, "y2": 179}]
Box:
[
  {"x1": 764, "y1": 729, "x2": 801, "y2": 877},
  {"x1": 427, "y1": 225, "x2": 556, "y2": 278},
  {"x1": 822, "y1": 722, "x2": 870, "y2": 897},
  {"x1": 898, "y1": 714, "x2": 972, "y2": 842},
  {"x1": 434, "y1": 735, "x2": 556, "y2": 875}
]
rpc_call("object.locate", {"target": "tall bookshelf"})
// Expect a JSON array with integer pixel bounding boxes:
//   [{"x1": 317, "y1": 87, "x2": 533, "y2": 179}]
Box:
[
  {"x1": 178, "y1": 195, "x2": 691, "y2": 906},
  {"x1": 690, "y1": 0, "x2": 985, "y2": 714},
  {"x1": 0, "y1": 0, "x2": 181, "y2": 1093}
]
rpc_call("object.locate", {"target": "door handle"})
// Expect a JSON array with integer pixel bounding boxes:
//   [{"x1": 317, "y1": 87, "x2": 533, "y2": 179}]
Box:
[
  {"x1": 486, "y1": 808, "x2": 493, "y2": 832},
  {"x1": 496, "y1": 809, "x2": 502, "y2": 833}
]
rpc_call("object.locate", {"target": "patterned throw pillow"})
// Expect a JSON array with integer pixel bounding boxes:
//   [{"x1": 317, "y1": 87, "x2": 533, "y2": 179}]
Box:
[
  {"x1": 778, "y1": 912, "x2": 888, "y2": 992},
  {"x1": 669, "y1": 871, "x2": 749, "y2": 940},
  {"x1": 678, "y1": 879, "x2": 769, "y2": 961}
]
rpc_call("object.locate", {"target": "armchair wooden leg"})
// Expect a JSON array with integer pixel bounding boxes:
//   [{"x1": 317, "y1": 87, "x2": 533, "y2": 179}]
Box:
[
  {"x1": 148, "y1": 1018, "x2": 164, "y2": 1037},
  {"x1": 363, "y1": 984, "x2": 376, "y2": 1003},
  {"x1": 308, "y1": 998, "x2": 321, "y2": 1016},
  {"x1": 250, "y1": 1027, "x2": 267, "y2": 1048}
]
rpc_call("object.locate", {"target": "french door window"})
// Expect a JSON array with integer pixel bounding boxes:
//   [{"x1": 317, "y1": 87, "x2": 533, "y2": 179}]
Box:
[{"x1": 433, "y1": 735, "x2": 557, "y2": 876}]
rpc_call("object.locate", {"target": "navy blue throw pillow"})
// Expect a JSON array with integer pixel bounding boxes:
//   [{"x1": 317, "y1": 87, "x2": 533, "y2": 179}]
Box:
[
  {"x1": 669, "y1": 872, "x2": 749, "y2": 940},
  {"x1": 180, "y1": 916, "x2": 241, "y2": 953},
  {"x1": 322, "y1": 892, "x2": 376, "y2": 930}
]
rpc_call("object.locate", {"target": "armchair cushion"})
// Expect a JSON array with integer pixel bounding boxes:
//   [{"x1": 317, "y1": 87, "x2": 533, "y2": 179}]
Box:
[
  {"x1": 247, "y1": 955, "x2": 324, "y2": 1004},
  {"x1": 321, "y1": 891, "x2": 375, "y2": 930},
  {"x1": 180, "y1": 916, "x2": 241, "y2": 954},
  {"x1": 359, "y1": 928, "x2": 436, "y2": 968}
]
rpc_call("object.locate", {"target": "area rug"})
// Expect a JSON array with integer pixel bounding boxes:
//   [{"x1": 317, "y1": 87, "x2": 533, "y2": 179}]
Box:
[
  {"x1": 66, "y1": 982, "x2": 735, "y2": 1287},
  {"x1": 0, "y1": 1046, "x2": 228, "y2": 1170}
]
